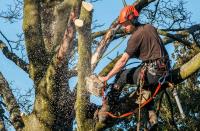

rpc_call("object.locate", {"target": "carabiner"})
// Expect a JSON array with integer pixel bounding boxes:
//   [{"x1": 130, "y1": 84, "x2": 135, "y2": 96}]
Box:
[{"x1": 158, "y1": 72, "x2": 168, "y2": 85}]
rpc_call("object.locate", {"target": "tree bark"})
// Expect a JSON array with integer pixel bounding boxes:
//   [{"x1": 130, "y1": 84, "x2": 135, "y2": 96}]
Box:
[
  {"x1": 0, "y1": 103, "x2": 6, "y2": 131},
  {"x1": 0, "y1": 72, "x2": 24, "y2": 130},
  {"x1": 0, "y1": 119, "x2": 5, "y2": 131},
  {"x1": 171, "y1": 52, "x2": 200, "y2": 84},
  {"x1": 23, "y1": 0, "x2": 49, "y2": 85},
  {"x1": 22, "y1": 0, "x2": 76, "y2": 130}
]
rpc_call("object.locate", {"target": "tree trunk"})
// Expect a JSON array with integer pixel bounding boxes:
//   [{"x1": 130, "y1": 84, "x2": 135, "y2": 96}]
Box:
[
  {"x1": 75, "y1": 1, "x2": 94, "y2": 131},
  {"x1": 21, "y1": 0, "x2": 76, "y2": 130}
]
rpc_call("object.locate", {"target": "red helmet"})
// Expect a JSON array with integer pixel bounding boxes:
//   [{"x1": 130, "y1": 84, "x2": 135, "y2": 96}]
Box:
[{"x1": 118, "y1": 5, "x2": 139, "y2": 24}]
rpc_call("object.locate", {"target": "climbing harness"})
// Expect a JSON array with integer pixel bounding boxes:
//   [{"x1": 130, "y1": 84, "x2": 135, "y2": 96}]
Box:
[{"x1": 100, "y1": 62, "x2": 169, "y2": 119}]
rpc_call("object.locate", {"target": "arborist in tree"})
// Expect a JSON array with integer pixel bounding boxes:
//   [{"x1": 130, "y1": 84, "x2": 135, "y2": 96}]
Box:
[{"x1": 97, "y1": 5, "x2": 170, "y2": 129}]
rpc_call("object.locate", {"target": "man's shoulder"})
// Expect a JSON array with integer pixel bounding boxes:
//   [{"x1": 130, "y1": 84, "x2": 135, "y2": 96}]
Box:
[
  {"x1": 130, "y1": 24, "x2": 155, "y2": 36},
  {"x1": 143, "y1": 24, "x2": 155, "y2": 29}
]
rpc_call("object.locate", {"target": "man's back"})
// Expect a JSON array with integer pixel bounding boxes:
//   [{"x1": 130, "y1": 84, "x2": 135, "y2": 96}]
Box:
[{"x1": 125, "y1": 24, "x2": 169, "y2": 61}]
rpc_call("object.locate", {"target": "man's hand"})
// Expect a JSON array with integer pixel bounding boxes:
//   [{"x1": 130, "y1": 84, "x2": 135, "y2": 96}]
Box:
[{"x1": 98, "y1": 76, "x2": 109, "y2": 83}]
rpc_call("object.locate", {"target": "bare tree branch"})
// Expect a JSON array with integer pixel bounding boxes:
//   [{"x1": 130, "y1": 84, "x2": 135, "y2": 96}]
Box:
[
  {"x1": 0, "y1": 102, "x2": 6, "y2": 131},
  {"x1": 161, "y1": 24, "x2": 200, "y2": 47},
  {"x1": 135, "y1": 0, "x2": 156, "y2": 12},
  {"x1": 56, "y1": 22, "x2": 74, "y2": 63},
  {"x1": 0, "y1": 72, "x2": 24, "y2": 130},
  {"x1": 0, "y1": 30, "x2": 13, "y2": 52},
  {"x1": 142, "y1": 0, "x2": 191, "y2": 29},
  {"x1": 162, "y1": 33, "x2": 187, "y2": 45},
  {"x1": 92, "y1": 29, "x2": 125, "y2": 39},
  {"x1": 161, "y1": 24, "x2": 200, "y2": 34},
  {"x1": 91, "y1": 23, "x2": 120, "y2": 71},
  {"x1": 89, "y1": 0, "x2": 102, "y2": 3},
  {"x1": 150, "y1": 0, "x2": 160, "y2": 23},
  {"x1": 172, "y1": 52, "x2": 200, "y2": 84},
  {"x1": 0, "y1": 40, "x2": 29, "y2": 73},
  {"x1": 0, "y1": 30, "x2": 25, "y2": 59},
  {"x1": 158, "y1": 30, "x2": 193, "y2": 49},
  {"x1": 0, "y1": 0, "x2": 23, "y2": 23}
]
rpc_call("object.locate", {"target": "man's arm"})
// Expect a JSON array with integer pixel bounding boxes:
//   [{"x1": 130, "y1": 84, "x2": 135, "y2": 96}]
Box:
[{"x1": 100, "y1": 52, "x2": 130, "y2": 82}]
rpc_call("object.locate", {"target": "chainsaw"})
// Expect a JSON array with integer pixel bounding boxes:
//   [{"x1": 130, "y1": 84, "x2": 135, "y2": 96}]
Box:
[
  {"x1": 85, "y1": 74, "x2": 151, "y2": 103},
  {"x1": 85, "y1": 74, "x2": 105, "y2": 97}
]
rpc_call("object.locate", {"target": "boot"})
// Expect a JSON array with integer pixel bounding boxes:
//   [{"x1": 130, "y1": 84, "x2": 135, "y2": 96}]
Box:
[
  {"x1": 97, "y1": 84, "x2": 121, "y2": 123},
  {"x1": 97, "y1": 103, "x2": 110, "y2": 123},
  {"x1": 148, "y1": 110, "x2": 158, "y2": 131}
]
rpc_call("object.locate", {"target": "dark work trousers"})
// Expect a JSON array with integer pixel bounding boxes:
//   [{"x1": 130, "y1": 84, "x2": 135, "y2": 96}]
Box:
[
  {"x1": 99, "y1": 61, "x2": 169, "y2": 122},
  {"x1": 114, "y1": 62, "x2": 169, "y2": 89},
  {"x1": 113, "y1": 65, "x2": 165, "y2": 109}
]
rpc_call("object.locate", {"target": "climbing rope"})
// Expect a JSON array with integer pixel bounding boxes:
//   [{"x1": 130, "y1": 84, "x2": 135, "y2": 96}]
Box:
[
  {"x1": 137, "y1": 82, "x2": 142, "y2": 131},
  {"x1": 137, "y1": 65, "x2": 146, "y2": 131}
]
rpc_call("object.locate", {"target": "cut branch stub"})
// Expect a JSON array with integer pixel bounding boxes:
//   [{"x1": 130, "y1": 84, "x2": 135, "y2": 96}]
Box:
[
  {"x1": 75, "y1": 19, "x2": 84, "y2": 27},
  {"x1": 74, "y1": 1, "x2": 93, "y2": 28},
  {"x1": 82, "y1": 1, "x2": 93, "y2": 12}
]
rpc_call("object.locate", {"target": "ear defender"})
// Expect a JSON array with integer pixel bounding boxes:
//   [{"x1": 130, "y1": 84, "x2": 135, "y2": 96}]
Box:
[{"x1": 126, "y1": 11, "x2": 139, "y2": 25}]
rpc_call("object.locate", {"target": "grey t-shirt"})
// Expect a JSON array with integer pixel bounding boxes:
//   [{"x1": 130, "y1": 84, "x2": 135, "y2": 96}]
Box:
[{"x1": 125, "y1": 24, "x2": 169, "y2": 61}]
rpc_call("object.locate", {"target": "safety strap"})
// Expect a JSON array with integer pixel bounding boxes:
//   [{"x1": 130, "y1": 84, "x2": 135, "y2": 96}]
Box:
[{"x1": 101, "y1": 79, "x2": 162, "y2": 119}]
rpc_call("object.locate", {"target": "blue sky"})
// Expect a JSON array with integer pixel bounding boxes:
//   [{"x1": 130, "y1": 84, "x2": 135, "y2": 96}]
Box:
[{"x1": 0, "y1": 0, "x2": 200, "y2": 128}]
